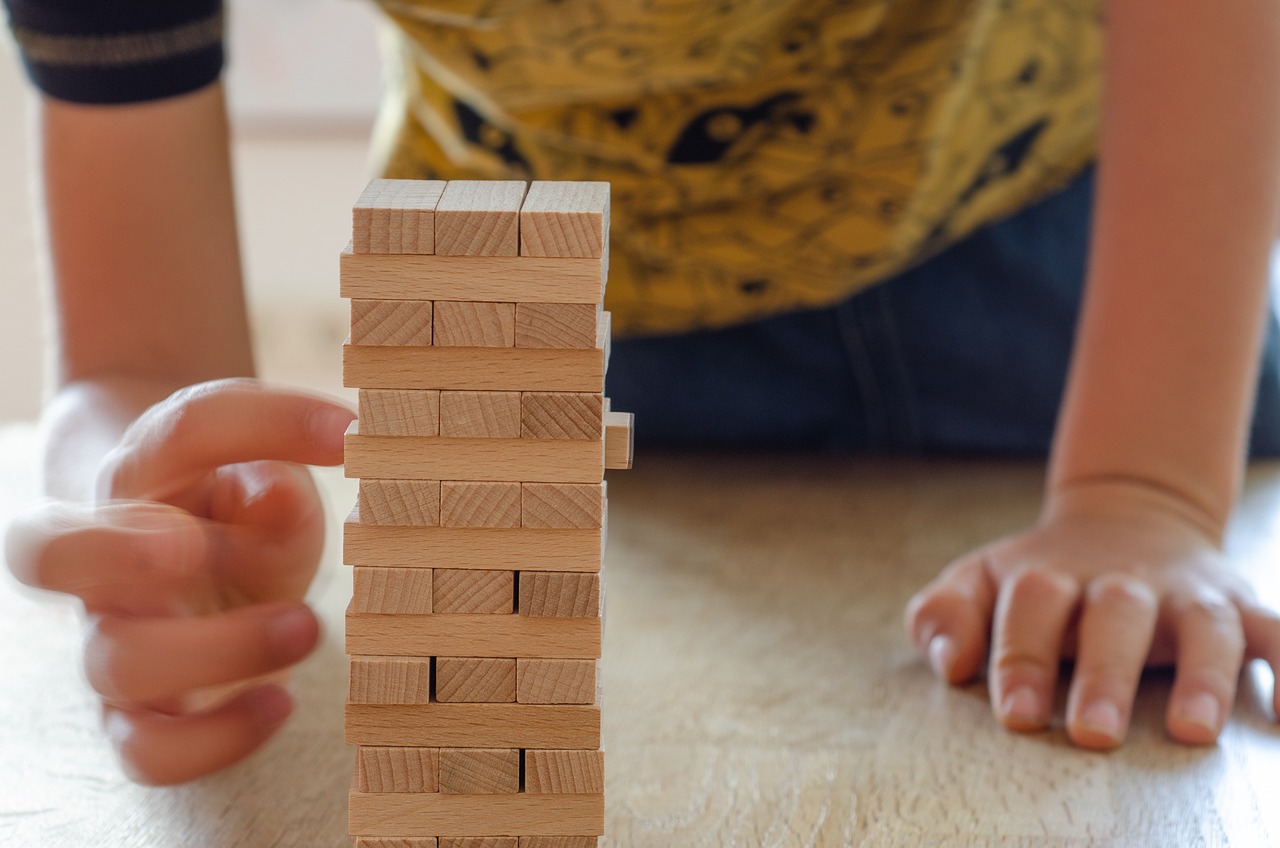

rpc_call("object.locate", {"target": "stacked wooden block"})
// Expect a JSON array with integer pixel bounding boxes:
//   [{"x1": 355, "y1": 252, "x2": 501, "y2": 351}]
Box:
[{"x1": 342, "y1": 179, "x2": 633, "y2": 848}]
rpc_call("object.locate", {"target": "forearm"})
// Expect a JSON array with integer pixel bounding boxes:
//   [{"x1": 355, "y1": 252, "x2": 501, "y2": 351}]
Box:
[{"x1": 1048, "y1": 0, "x2": 1280, "y2": 536}]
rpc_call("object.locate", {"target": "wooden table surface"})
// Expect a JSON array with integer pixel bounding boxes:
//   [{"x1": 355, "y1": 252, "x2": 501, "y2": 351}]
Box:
[{"x1": 4, "y1": 421, "x2": 1280, "y2": 847}]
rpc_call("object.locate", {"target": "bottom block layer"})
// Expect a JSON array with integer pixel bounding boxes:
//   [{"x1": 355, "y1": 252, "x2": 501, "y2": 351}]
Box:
[{"x1": 349, "y1": 791, "x2": 604, "y2": 837}]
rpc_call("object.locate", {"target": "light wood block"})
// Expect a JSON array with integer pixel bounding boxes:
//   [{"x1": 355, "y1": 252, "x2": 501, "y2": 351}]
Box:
[
  {"x1": 340, "y1": 248, "x2": 605, "y2": 303},
  {"x1": 352, "y1": 178, "x2": 444, "y2": 254},
  {"x1": 349, "y1": 657, "x2": 432, "y2": 704},
  {"x1": 351, "y1": 300, "x2": 434, "y2": 346},
  {"x1": 438, "y1": 748, "x2": 520, "y2": 794},
  {"x1": 434, "y1": 569, "x2": 514, "y2": 614},
  {"x1": 440, "y1": 839, "x2": 518, "y2": 848},
  {"x1": 518, "y1": 572, "x2": 601, "y2": 618},
  {"x1": 604, "y1": 411, "x2": 634, "y2": 470},
  {"x1": 521, "y1": 483, "x2": 604, "y2": 529},
  {"x1": 344, "y1": 343, "x2": 605, "y2": 393},
  {"x1": 521, "y1": 393, "x2": 604, "y2": 441},
  {"x1": 345, "y1": 703, "x2": 601, "y2": 749},
  {"x1": 357, "y1": 747, "x2": 439, "y2": 793},
  {"x1": 344, "y1": 428, "x2": 604, "y2": 483},
  {"x1": 519, "y1": 181, "x2": 609, "y2": 259},
  {"x1": 514, "y1": 303, "x2": 601, "y2": 349},
  {"x1": 436, "y1": 658, "x2": 517, "y2": 704},
  {"x1": 346, "y1": 611, "x2": 601, "y2": 659},
  {"x1": 359, "y1": 389, "x2": 440, "y2": 437},
  {"x1": 517, "y1": 660, "x2": 597, "y2": 705},
  {"x1": 344, "y1": 514, "x2": 604, "y2": 571},
  {"x1": 439, "y1": 392, "x2": 521, "y2": 438},
  {"x1": 355, "y1": 839, "x2": 440, "y2": 848},
  {"x1": 440, "y1": 482, "x2": 521, "y2": 529},
  {"x1": 524, "y1": 750, "x2": 604, "y2": 794},
  {"x1": 433, "y1": 301, "x2": 515, "y2": 347},
  {"x1": 352, "y1": 567, "x2": 433, "y2": 615},
  {"x1": 359, "y1": 479, "x2": 441, "y2": 526},
  {"x1": 435, "y1": 180, "x2": 527, "y2": 256},
  {"x1": 349, "y1": 791, "x2": 603, "y2": 838},
  {"x1": 519, "y1": 838, "x2": 599, "y2": 848}
]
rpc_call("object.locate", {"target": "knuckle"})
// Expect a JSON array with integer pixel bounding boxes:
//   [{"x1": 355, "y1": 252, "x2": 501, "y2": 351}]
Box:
[
  {"x1": 83, "y1": 620, "x2": 137, "y2": 702},
  {"x1": 1006, "y1": 567, "x2": 1076, "y2": 607},
  {"x1": 1175, "y1": 592, "x2": 1243, "y2": 635},
  {"x1": 1086, "y1": 574, "x2": 1157, "y2": 610}
]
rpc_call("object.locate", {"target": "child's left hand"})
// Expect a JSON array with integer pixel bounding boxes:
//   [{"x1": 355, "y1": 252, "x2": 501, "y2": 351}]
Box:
[{"x1": 905, "y1": 477, "x2": 1280, "y2": 748}]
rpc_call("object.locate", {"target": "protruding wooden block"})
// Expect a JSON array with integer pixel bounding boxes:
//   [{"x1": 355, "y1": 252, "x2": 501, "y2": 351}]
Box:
[
  {"x1": 436, "y1": 658, "x2": 517, "y2": 703},
  {"x1": 434, "y1": 301, "x2": 516, "y2": 347},
  {"x1": 351, "y1": 300, "x2": 434, "y2": 346},
  {"x1": 604, "y1": 410, "x2": 634, "y2": 470},
  {"x1": 357, "y1": 747, "x2": 440, "y2": 793},
  {"x1": 524, "y1": 750, "x2": 605, "y2": 794},
  {"x1": 519, "y1": 572, "x2": 600, "y2": 618},
  {"x1": 344, "y1": 344, "x2": 605, "y2": 393},
  {"x1": 522, "y1": 483, "x2": 604, "y2": 529},
  {"x1": 359, "y1": 479, "x2": 442, "y2": 526},
  {"x1": 517, "y1": 660, "x2": 597, "y2": 705},
  {"x1": 353, "y1": 178, "x2": 444, "y2": 254},
  {"x1": 346, "y1": 611, "x2": 601, "y2": 659},
  {"x1": 345, "y1": 702, "x2": 601, "y2": 749},
  {"x1": 436, "y1": 181, "x2": 528, "y2": 256},
  {"x1": 440, "y1": 482, "x2": 521, "y2": 529},
  {"x1": 514, "y1": 303, "x2": 601, "y2": 349},
  {"x1": 352, "y1": 567, "x2": 433, "y2": 614},
  {"x1": 519, "y1": 181, "x2": 609, "y2": 259},
  {"x1": 349, "y1": 657, "x2": 432, "y2": 704},
  {"x1": 341, "y1": 248, "x2": 605, "y2": 304},
  {"x1": 348, "y1": 791, "x2": 604, "y2": 838},
  {"x1": 345, "y1": 427, "x2": 605, "y2": 484},
  {"x1": 438, "y1": 748, "x2": 520, "y2": 794},
  {"x1": 355, "y1": 838, "x2": 440, "y2": 848},
  {"x1": 521, "y1": 393, "x2": 604, "y2": 440},
  {"x1": 344, "y1": 515, "x2": 604, "y2": 571},
  {"x1": 519, "y1": 839, "x2": 599, "y2": 848},
  {"x1": 441, "y1": 839, "x2": 518, "y2": 848},
  {"x1": 435, "y1": 569, "x2": 515, "y2": 612},
  {"x1": 439, "y1": 391, "x2": 521, "y2": 438},
  {"x1": 358, "y1": 389, "x2": 440, "y2": 437}
]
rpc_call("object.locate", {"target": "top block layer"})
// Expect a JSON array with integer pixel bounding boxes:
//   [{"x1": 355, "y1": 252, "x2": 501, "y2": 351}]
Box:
[
  {"x1": 436, "y1": 181, "x2": 528, "y2": 256},
  {"x1": 520, "y1": 182, "x2": 610, "y2": 259},
  {"x1": 352, "y1": 179, "x2": 445, "y2": 255}
]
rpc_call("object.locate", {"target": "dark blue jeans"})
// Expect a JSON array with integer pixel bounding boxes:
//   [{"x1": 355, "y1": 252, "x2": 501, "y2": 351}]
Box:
[{"x1": 607, "y1": 167, "x2": 1280, "y2": 456}]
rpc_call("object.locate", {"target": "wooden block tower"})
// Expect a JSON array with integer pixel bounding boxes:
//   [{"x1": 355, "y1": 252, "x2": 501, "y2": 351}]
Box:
[{"x1": 341, "y1": 178, "x2": 633, "y2": 848}]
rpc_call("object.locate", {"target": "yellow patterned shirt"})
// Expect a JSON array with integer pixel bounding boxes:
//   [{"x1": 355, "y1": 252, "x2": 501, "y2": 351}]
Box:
[{"x1": 368, "y1": 0, "x2": 1102, "y2": 336}]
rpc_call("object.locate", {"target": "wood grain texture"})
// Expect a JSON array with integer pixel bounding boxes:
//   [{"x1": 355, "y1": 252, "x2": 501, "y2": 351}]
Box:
[
  {"x1": 441, "y1": 482, "x2": 521, "y2": 529},
  {"x1": 349, "y1": 792, "x2": 603, "y2": 838},
  {"x1": 604, "y1": 410, "x2": 634, "y2": 470},
  {"x1": 435, "y1": 181, "x2": 528, "y2": 256},
  {"x1": 344, "y1": 428, "x2": 604, "y2": 483},
  {"x1": 357, "y1": 747, "x2": 440, "y2": 793},
  {"x1": 518, "y1": 839, "x2": 598, "y2": 848},
  {"x1": 344, "y1": 343, "x2": 604, "y2": 393},
  {"x1": 514, "y1": 303, "x2": 601, "y2": 349},
  {"x1": 346, "y1": 611, "x2": 601, "y2": 659},
  {"x1": 517, "y1": 660, "x2": 598, "y2": 706},
  {"x1": 521, "y1": 483, "x2": 605, "y2": 529},
  {"x1": 359, "y1": 479, "x2": 442, "y2": 526},
  {"x1": 440, "y1": 839, "x2": 518, "y2": 848},
  {"x1": 521, "y1": 393, "x2": 604, "y2": 441},
  {"x1": 359, "y1": 389, "x2": 440, "y2": 437},
  {"x1": 434, "y1": 569, "x2": 515, "y2": 614},
  {"x1": 340, "y1": 248, "x2": 605, "y2": 303},
  {"x1": 344, "y1": 514, "x2": 603, "y2": 571},
  {"x1": 519, "y1": 181, "x2": 609, "y2": 259},
  {"x1": 433, "y1": 301, "x2": 516, "y2": 347},
  {"x1": 524, "y1": 750, "x2": 604, "y2": 794},
  {"x1": 439, "y1": 392, "x2": 521, "y2": 438},
  {"x1": 518, "y1": 572, "x2": 601, "y2": 618},
  {"x1": 349, "y1": 657, "x2": 432, "y2": 704},
  {"x1": 435, "y1": 659, "x2": 517, "y2": 704},
  {"x1": 437, "y1": 748, "x2": 520, "y2": 794},
  {"x1": 352, "y1": 567, "x2": 433, "y2": 615},
  {"x1": 355, "y1": 839, "x2": 440, "y2": 848},
  {"x1": 352, "y1": 178, "x2": 444, "y2": 254},
  {"x1": 345, "y1": 703, "x2": 600, "y2": 749},
  {"x1": 351, "y1": 300, "x2": 434, "y2": 346}
]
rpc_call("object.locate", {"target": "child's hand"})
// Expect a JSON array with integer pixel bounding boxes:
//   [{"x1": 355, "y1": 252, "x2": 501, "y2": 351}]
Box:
[
  {"x1": 904, "y1": 478, "x2": 1280, "y2": 749},
  {"x1": 4, "y1": 379, "x2": 354, "y2": 784}
]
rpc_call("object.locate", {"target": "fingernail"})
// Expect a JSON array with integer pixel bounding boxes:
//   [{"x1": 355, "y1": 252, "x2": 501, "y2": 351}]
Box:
[
  {"x1": 245, "y1": 685, "x2": 294, "y2": 731},
  {"x1": 308, "y1": 406, "x2": 355, "y2": 451},
  {"x1": 269, "y1": 606, "x2": 318, "y2": 660},
  {"x1": 1001, "y1": 685, "x2": 1044, "y2": 725},
  {"x1": 928, "y1": 634, "x2": 957, "y2": 680},
  {"x1": 1175, "y1": 692, "x2": 1221, "y2": 734},
  {"x1": 1079, "y1": 698, "x2": 1124, "y2": 742}
]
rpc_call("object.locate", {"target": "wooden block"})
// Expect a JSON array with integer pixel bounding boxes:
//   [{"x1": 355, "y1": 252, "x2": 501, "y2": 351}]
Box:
[
  {"x1": 344, "y1": 343, "x2": 605, "y2": 393},
  {"x1": 518, "y1": 572, "x2": 600, "y2": 618},
  {"x1": 359, "y1": 389, "x2": 440, "y2": 436},
  {"x1": 344, "y1": 428, "x2": 604, "y2": 483},
  {"x1": 437, "y1": 748, "x2": 520, "y2": 794},
  {"x1": 604, "y1": 410, "x2": 634, "y2": 470},
  {"x1": 439, "y1": 391, "x2": 521, "y2": 438},
  {"x1": 441, "y1": 839, "x2": 518, "y2": 848},
  {"x1": 521, "y1": 483, "x2": 604, "y2": 529},
  {"x1": 519, "y1": 838, "x2": 599, "y2": 848},
  {"x1": 434, "y1": 301, "x2": 515, "y2": 347},
  {"x1": 435, "y1": 180, "x2": 527, "y2": 256},
  {"x1": 341, "y1": 248, "x2": 605, "y2": 303},
  {"x1": 346, "y1": 610, "x2": 601, "y2": 659},
  {"x1": 521, "y1": 393, "x2": 603, "y2": 441},
  {"x1": 351, "y1": 300, "x2": 434, "y2": 346},
  {"x1": 355, "y1": 839, "x2": 439, "y2": 848},
  {"x1": 514, "y1": 303, "x2": 601, "y2": 349},
  {"x1": 352, "y1": 567, "x2": 433, "y2": 614},
  {"x1": 517, "y1": 660, "x2": 597, "y2": 705},
  {"x1": 440, "y1": 482, "x2": 521, "y2": 529},
  {"x1": 519, "y1": 181, "x2": 609, "y2": 259},
  {"x1": 359, "y1": 479, "x2": 441, "y2": 526},
  {"x1": 349, "y1": 657, "x2": 432, "y2": 704},
  {"x1": 524, "y1": 750, "x2": 604, "y2": 794},
  {"x1": 357, "y1": 746, "x2": 439, "y2": 793},
  {"x1": 345, "y1": 702, "x2": 601, "y2": 749},
  {"x1": 436, "y1": 658, "x2": 517, "y2": 703},
  {"x1": 352, "y1": 178, "x2": 445, "y2": 254},
  {"x1": 434, "y1": 569, "x2": 514, "y2": 614},
  {"x1": 349, "y1": 791, "x2": 603, "y2": 838}
]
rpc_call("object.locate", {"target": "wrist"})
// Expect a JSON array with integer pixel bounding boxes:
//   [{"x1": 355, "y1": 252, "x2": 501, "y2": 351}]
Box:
[{"x1": 1043, "y1": 474, "x2": 1226, "y2": 548}]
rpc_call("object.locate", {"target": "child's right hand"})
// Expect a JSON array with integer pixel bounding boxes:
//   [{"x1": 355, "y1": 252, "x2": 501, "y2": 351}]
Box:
[{"x1": 4, "y1": 379, "x2": 354, "y2": 784}]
